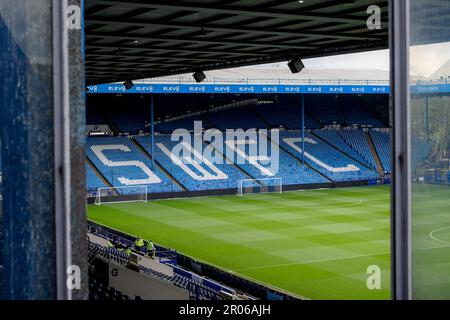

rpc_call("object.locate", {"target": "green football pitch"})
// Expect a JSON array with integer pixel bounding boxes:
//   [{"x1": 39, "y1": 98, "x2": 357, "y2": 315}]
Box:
[{"x1": 88, "y1": 185, "x2": 392, "y2": 300}]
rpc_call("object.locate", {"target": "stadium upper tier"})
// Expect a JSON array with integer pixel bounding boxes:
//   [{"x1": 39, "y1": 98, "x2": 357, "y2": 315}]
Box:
[
  {"x1": 152, "y1": 99, "x2": 386, "y2": 133},
  {"x1": 87, "y1": 94, "x2": 389, "y2": 135}
]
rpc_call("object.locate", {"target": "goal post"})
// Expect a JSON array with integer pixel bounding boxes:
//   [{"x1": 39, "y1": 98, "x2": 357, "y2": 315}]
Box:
[
  {"x1": 94, "y1": 185, "x2": 148, "y2": 205},
  {"x1": 238, "y1": 178, "x2": 282, "y2": 196}
]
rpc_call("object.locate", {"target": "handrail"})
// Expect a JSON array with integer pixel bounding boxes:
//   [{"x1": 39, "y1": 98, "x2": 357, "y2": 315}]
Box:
[
  {"x1": 136, "y1": 77, "x2": 391, "y2": 85},
  {"x1": 132, "y1": 77, "x2": 450, "y2": 86}
]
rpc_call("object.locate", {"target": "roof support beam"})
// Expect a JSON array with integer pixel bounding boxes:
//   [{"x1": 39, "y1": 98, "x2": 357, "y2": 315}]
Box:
[
  {"x1": 85, "y1": 43, "x2": 268, "y2": 57},
  {"x1": 86, "y1": 32, "x2": 317, "y2": 50},
  {"x1": 91, "y1": 0, "x2": 368, "y2": 24},
  {"x1": 85, "y1": 52, "x2": 230, "y2": 62},
  {"x1": 86, "y1": 17, "x2": 383, "y2": 41}
]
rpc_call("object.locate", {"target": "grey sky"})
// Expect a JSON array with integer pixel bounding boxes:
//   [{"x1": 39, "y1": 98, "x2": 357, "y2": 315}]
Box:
[
  {"x1": 258, "y1": 43, "x2": 450, "y2": 79},
  {"x1": 304, "y1": 49, "x2": 390, "y2": 72}
]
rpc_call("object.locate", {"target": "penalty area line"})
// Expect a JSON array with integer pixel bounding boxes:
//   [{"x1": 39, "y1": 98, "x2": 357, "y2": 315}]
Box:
[
  {"x1": 235, "y1": 251, "x2": 390, "y2": 272},
  {"x1": 236, "y1": 243, "x2": 450, "y2": 273}
]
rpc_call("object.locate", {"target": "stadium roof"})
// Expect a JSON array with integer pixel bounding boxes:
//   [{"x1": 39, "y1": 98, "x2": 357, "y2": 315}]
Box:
[
  {"x1": 431, "y1": 60, "x2": 450, "y2": 80},
  {"x1": 85, "y1": 0, "x2": 388, "y2": 85}
]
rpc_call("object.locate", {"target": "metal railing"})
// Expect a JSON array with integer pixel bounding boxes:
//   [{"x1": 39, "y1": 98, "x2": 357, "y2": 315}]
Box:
[
  {"x1": 136, "y1": 77, "x2": 390, "y2": 85},
  {"x1": 135, "y1": 76, "x2": 450, "y2": 86}
]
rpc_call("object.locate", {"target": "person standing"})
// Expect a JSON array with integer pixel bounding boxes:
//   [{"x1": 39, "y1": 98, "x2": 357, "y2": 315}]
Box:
[
  {"x1": 135, "y1": 235, "x2": 145, "y2": 251},
  {"x1": 147, "y1": 240, "x2": 156, "y2": 259}
]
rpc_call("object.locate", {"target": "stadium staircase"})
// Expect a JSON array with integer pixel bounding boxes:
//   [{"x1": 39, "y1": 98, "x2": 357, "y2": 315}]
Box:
[
  {"x1": 131, "y1": 138, "x2": 187, "y2": 192},
  {"x1": 365, "y1": 131, "x2": 386, "y2": 177}
]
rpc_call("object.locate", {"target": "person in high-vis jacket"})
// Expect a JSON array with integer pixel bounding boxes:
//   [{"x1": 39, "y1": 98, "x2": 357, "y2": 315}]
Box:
[
  {"x1": 147, "y1": 240, "x2": 156, "y2": 259},
  {"x1": 135, "y1": 236, "x2": 145, "y2": 251}
]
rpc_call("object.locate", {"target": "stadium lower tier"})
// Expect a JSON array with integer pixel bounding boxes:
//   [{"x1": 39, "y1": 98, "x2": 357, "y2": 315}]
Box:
[{"x1": 85, "y1": 129, "x2": 432, "y2": 196}]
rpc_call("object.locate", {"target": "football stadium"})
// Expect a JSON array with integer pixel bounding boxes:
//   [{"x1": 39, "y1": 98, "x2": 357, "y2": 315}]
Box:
[
  {"x1": 82, "y1": 64, "x2": 398, "y2": 300},
  {"x1": 1, "y1": 0, "x2": 450, "y2": 305}
]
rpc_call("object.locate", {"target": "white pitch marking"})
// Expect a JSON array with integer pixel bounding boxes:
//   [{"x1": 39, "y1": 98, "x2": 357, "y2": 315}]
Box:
[
  {"x1": 429, "y1": 227, "x2": 450, "y2": 245},
  {"x1": 235, "y1": 251, "x2": 391, "y2": 272},
  {"x1": 236, "y1": 242, "x2": 450, "y2": 272}
]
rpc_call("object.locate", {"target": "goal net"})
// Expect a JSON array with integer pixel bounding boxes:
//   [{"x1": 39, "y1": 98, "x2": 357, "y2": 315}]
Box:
[
  {"x1": 238, "y1": 178, "x2": 282, "y2": 196},
  {"x1": 94, "y1": 185, "x2": 148, "y2": 205}
]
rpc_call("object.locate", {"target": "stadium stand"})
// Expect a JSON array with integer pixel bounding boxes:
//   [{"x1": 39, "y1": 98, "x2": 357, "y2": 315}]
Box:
[
  {"x1": 338, "y1": 129, "x2": 379, "y2": 170},
  {"x1": 369, "y1": 130, "x2": 392, "y2": 173},
  {"x1": 87, "y1": 95, "x2": 150, "y2": 135},
  {"x1": 89, "y1": 277, "x2": 131, "y2": 301},
  {"x1": 86, "y1": 136, "x2": 181, "y2": 194},
  {"x1": 313, "y1": 130, "x2": 375, "y2": 169},
  {"x1": 206, "y1": 106, "x2": 269, "y2": 130},
  {"x1": 88, "y1": 241, "x2": 130, "y2": 266},
  {"x1": 85, "y1": 93, "x2": 394, "y2": 194},
  {"x1": 370, "y1": 129, "x2": 431, "y2": 174},
  {"x1": 113, "y1": 114, "x2": 147, "y2": 135},
  {"x1": 135, "y1": 134, "x2": 251, "y2": 191},
  {"x1": 279, "y1": 131, "x2": 380, "y2": 182},
  {"x1": 85, "y1": 129, "x2": 389, "y2": 193},
  {"x1": 307, "y1": 102, "x2": 345, "y2": 126},
  {"x1": 254, "y1": 97, "x2": 320, "y2": 130},
  {"x1": 155, "y1": 116, "x2": 212, "y2": 134},
  {"x1": 88, "y1": 231, "x2": 232, "y2": 300},
  {"x1": 87, "y1": 221, "x2": 290, "y2": 300},
  {"x1": 87, "y1": 93, "x2": 389, "y2": 135},
  {"x1": 220, "y1": 134, "x2": 329, "y2": 185},
  {"x1": 340, "y1": 99, "x2": 385, "y2": 127},
  {"x1": 86, "y1": 164, "x2": 107, "y2": 196}
]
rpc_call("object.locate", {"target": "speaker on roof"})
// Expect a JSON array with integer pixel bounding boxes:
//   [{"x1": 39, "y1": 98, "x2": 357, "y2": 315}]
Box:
[
  {"x1": 193, "y1": 70, "x2": 206, "y2": 83},
  {"x1": 123, "y1": 80, "x2": 135, "y2": 90},
  {"x1": 287, "y1": 58, "x2": 305, "y2": 74}
]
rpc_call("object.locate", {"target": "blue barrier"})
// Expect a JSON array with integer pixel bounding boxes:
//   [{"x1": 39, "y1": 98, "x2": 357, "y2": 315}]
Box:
[
  {"x1": 87, "y1": 83, "x2": 390, "y2": 95},
  {"x1": 87, "y1": 83, "x2": 450, "y2": 95},
  {"x1": 173, "y1": 265, "x2": 235, "y2": 295},
  {"x1": 267, "y1": 291, "x2": 284, "y2": 300}
]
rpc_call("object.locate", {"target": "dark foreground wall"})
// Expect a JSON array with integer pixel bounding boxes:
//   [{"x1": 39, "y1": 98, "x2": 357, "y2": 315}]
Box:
[{"x1": 0, "y1": 0, "x2": 87, "y2": 299}]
